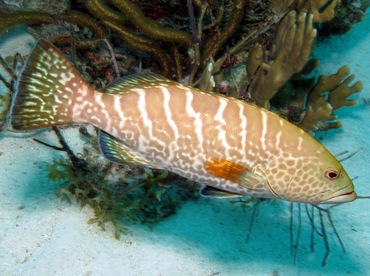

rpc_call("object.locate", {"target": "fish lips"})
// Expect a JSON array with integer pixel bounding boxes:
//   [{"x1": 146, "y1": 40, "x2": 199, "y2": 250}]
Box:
[{"x1": 321, "y1": 191, "x2": 357, "y2": 204}]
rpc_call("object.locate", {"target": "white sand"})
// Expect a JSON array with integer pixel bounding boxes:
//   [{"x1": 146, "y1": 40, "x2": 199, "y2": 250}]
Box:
[{"x1": 1, "y1": 13, "x2": 370, "y2": 275}]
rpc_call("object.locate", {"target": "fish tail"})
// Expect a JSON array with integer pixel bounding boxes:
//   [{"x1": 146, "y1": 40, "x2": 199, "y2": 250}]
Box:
[{"x1": 10, "y1": 39, "x2": 91, "y2": 130}]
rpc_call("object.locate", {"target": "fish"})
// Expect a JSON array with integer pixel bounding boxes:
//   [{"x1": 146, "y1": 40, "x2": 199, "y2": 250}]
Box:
[{"x1": 9, "y1": 39, "x2": 357, "y2": 205}]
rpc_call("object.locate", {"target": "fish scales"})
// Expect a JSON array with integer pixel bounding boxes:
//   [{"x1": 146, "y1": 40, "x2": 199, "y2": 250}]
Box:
[
  {"x1": 71, "y1": 79, "x2": 329, "y2": 198},
  {"x1": 9, "y1": 39, "x2": 357, "y2": 204}
]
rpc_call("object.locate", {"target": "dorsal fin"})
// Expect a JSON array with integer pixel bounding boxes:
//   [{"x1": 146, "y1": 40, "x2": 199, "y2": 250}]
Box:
[
  {"x1": 99, "y1": 131, "x2": 156, "y2": 167},
  {"x1": 101, "y1": 73, "x2": 176, "y2": 95}
]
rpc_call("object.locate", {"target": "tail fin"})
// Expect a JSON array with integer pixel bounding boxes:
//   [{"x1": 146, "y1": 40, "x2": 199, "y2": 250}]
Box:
[{"x1": 10, "y1": 39, "x2": 90, "y2": 130}]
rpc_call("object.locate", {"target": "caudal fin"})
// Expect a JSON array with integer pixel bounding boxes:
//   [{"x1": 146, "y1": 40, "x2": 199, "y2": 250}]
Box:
[{"x1": 10, "y1": 39, "x2": 90, "y2": 130}]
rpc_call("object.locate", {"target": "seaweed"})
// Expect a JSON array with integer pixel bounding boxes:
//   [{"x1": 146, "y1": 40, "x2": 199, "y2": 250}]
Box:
[
  {"x1": 269, "y1": 61, "x2": 363, "y2": 132},
  {"x1": 41, "y1": 127, "x2": 199, "y2": 239}
]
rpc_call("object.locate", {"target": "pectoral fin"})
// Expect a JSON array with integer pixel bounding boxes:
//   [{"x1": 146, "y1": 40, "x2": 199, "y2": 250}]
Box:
[
  {"x1": 204, "y1": 159, "x2": 265, "y2": 190},
  {"x1": 99, "y1": 131, "x2": 158, "y2": 168}
]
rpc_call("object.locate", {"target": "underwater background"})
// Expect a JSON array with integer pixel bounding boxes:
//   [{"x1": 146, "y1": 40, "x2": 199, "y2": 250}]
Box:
[{"x1": 0, "y1": 1, "x2": 370, "y2": 275}]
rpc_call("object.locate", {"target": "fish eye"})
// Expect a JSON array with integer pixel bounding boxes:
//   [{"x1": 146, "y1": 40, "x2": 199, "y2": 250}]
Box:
[{"x1": 325, "y1": 169, "x2": 339, "y2": 180}]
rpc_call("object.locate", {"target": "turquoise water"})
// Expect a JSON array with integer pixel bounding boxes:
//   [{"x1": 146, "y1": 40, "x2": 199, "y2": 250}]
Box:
[{"x1": 0, "y1": 8, "x2": 370, "y2": 276}]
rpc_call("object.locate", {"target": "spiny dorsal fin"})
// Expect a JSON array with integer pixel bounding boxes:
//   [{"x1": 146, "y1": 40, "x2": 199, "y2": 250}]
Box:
[
  {"x1": 101, "y1": 73, "x2": 177, "y2": 95},
  {"x1": 99, "y1": 131, "x2": 157, "y2": 167},
  {"x1": 204, "y1": 159, "x2": 265, "y2": 190}
]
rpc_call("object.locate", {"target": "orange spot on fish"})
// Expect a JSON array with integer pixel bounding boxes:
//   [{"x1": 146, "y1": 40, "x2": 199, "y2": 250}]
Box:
[{"x1": 204, "y1": 159, "x2": 247, "y2": 184}]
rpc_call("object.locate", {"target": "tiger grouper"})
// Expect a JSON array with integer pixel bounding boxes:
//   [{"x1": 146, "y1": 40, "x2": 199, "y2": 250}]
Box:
[{"x1": 9, "y1": 39, "x2": 357, "y2": 205}]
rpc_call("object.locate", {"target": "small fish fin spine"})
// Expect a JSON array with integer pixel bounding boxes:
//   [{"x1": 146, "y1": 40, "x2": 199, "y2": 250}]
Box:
[{"x1": 10, "y1": 39, "x2": 92, "y2": 130}]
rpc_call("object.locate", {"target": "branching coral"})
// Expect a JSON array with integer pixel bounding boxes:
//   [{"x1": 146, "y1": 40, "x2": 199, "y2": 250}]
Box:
[
  {"x1": 298, "y1": 65, "x2": 363, "y2": 132},
  {"x1": 296, "y1": 0, "x2": 339, "y2": 23},
  {"x1": 109, "y1": 0, "x2": 193, "y2": 48},
  {"x1": 270, "y1": 0, "x2": 340, "y2": 23},
  {"x1": 247, "y1": 11, "x2": 316, "y2": 109},
  {"x1": 201, "y1": 0, "x2": 247, "y2": 62},
  {"x1": 0, "y1": 1, "x2": 365, "y2": 138},
  {"x1": 0, "y1": 0, "x2": 280, "y2": 81}
]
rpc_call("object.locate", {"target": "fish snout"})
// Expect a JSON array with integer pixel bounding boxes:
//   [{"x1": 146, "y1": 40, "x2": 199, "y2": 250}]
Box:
[{"x1": 321, "y1": 191, "x2": 357, "y2": 204}]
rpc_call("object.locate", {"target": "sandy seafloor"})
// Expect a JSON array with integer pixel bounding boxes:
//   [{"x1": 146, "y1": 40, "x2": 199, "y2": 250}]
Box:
[{"x1": 0, "y1": 12, "x2": 370, "y2": 276}]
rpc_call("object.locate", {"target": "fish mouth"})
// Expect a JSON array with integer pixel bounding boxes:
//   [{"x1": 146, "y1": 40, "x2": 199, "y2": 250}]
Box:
[{"x1": 322, "y1": 191, "x2": 357, "y2": 204}]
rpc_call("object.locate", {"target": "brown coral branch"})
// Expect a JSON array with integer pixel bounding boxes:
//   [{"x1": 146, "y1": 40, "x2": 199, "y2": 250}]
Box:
[
  {"x1": 0, "y1": 11, "x2": 54, "y2": 34},
  {"x1": 85, "y1": 0, "x2": 128, "y2": 24},
  {"x1": 307, "y1": 66, "x2": 362, "y2": 110},
  {"x1": 85, "y1": 0, "x2": 171, "y2": 76},
  {"x1": 202, "y1": 0, "x2": 247, "y2": 62},
  {"x1": 108, "y1": 0, "x2": 193, "y2": 48},
  {"x1": 299, "y1": 65, "x2": 363, "y2": 132},
  {"x1": 247, "y1": 11, "x2": 316, "y2": 109},
  {"x1": 327, "y1": 67, "x2": 363, "y2": 110},
  {"x1": 59, "y1": 10, "x2": 106, "y2": 49},
  {"x1": 296, "y1": 0, "x2": 339, "y2": 23},
  {"x1": 270, "y1": 0, "x2": 339, "y2": 23},
  {"x1": 103, "y1": 20, "x2": 171, "y2": 77}
]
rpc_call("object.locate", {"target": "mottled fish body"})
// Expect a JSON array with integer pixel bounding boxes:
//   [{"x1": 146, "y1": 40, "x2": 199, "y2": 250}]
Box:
[{"x1": 10, "y1": 40, "x2": 356, "y2": 204}]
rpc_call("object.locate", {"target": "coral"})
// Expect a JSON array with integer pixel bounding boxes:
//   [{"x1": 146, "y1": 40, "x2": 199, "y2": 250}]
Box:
[
  {"x1": 0, "y1": 0, "x2": 278, "y2": 81},
  {"x1": 0, "y1": 0, "x2": 367, "y2": 86},
  {"x1": 268, "y1": 61, "x2": 362, "y2": 132},
  {"x1": 0, "y1": 11, "x2": 54, "y2": 34},
  {"x1": 109, "y1": 0, "x2": 193, "y2": 48},
  {"x1": 247, "y1": 11, "x2": 316, "y2": 109},
  {"x1": 296, "y1": 0, "x2": 340, "y2": 22},
  {"x1": 201, "y1": 0, "x2": 247, "y2": 62},
  {"x1": 298, "y1": 65, "x2": 363, "y2": 132},
  {"x1": 316, "y1": 0, "x2": 370, "y2": 38},
  {"x1": 270, "y1": 0, "x2": 340, "y2": 23}
]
